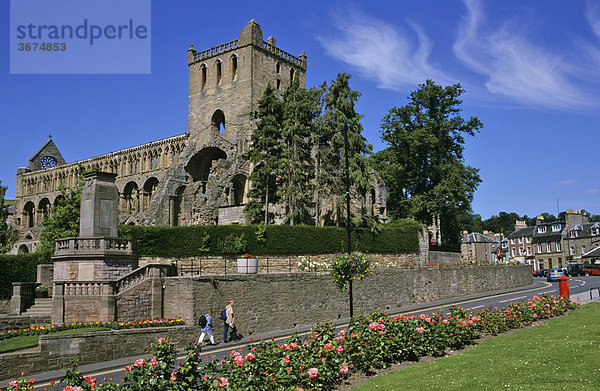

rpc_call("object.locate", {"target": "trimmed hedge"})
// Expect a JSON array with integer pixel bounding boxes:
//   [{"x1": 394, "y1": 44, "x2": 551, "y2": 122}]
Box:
[
  {"x1": 0, "y1": 253, "x2": 47, "y2": 299},
  {"x1": 118, "y1": 219, "x2": 422, "y2": 258}
]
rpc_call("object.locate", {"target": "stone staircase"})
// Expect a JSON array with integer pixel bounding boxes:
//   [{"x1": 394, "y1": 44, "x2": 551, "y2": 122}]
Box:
[{"x1": 23, "y1": 297, "x2": 53, "y2": 316}]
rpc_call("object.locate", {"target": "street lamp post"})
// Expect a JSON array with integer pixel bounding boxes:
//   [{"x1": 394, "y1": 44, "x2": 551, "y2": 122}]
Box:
[{"x1": 320, "y1": 125, "x2": 354, "y2": 318}]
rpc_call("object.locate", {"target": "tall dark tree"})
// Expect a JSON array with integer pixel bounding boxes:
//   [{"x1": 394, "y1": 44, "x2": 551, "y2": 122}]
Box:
[
  {"x1": 0, "y1": 181, "x2": 10, "y2": 253},
  {"x1": 37, "y1": 186, "x2": 82, "y2": 259},
  {"x1": 373, "y1": 80, "x2": 482, "y2": 244},
  {"x1": 319, "y1": 73, "x2": 373, "y2": 227},
  {"x1": 280, "y1": 77, "x2": 318, "y2": 225},
  {"x1": 245, "y1": 83, "x2": 283, "y2": 224}
]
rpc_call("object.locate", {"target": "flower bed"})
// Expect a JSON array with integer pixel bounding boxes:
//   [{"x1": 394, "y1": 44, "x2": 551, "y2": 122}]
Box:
[
  {"x1": 5, "y1": 295, "x2": 577, "y2": 390},
  {"x1": 0, "y1": 319, "x2": 184, "y2": 342}
]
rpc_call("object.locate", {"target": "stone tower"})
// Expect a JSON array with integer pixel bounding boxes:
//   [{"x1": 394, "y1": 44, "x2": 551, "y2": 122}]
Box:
[{"x1": 180, "y1": 19, "x2": 308, "y2": 225}]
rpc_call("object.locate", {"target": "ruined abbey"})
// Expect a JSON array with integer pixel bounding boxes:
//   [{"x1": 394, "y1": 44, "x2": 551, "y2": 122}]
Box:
[{"x1": 10, "y1": 20, "x2": 387, "y2": 254}]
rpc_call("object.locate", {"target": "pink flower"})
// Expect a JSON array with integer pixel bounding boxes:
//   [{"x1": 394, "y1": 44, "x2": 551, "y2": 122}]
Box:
[
  {"x1": 415, "y1": 327, "x2": 425, "y2": 334},
  {"x1": 233, "y1": 355, "x2": 245, "y2": 366},
  {"x1": 133, "y1": 358, "x2": 145, "y2": 367},
  {"x1": 308, "y1": 367, "x2": 319, "y2": 378},
  {"x1": 337, "y1": 345, "x2": 344, "y2": 354},
  {"x1": 322, "y1": 358, "x2": 326, "y2": 363},
  {"x1": 219, "y1": 377, "x2": 229, "y2": 387},
  {"x1": 324, "y1": 342, "x2": 334, "y2": 349},
  {"x1": 533, "y1": 313, "x2": 538, "y2": 318},
  {"x1": 245, "y1": 352, "x2": 256, "y2": 361},
  {"x1": 283, "y1": 356, "x2": 290, "y2": 363},
  {"x1": 340, "y1": 363, "x2": 349, "y2": 374},
  {"x1": 149, "y1": 357, "x2": 159, "y2": 367},
  {"x1": 170, "y1": 371, "x2": 177, "y2": 381},
  {"x1": 157, "y1": 337, "x2": 167, "y2": 343},
  {"x1": 124, "y1": 365, "x2": 132, "y2": 372},
  {"x1": 287, "y1": 367, "x2": 292, "y2": 372}
]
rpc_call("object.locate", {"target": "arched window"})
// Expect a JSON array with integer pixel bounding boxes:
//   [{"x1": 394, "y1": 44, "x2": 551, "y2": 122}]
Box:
[
  {"x1": 276, "y1": 62, "x2": 281, "y2": 74},
  {"x1": 38, "y1": 198, "x2": 50, "y2": 222},
  {"x1": 231, "y1": 55, "x2": 238, "y2": 81},
  {"x1": 142, "y1": 177, "x2": 159, "y2": 212},
  {"x1": 201, "y1": 64, "x2": 207, "y2": 89},
  {"x1": 123, "y1": 182, "x2": 140, "y2": 214},
  {"x1": 232, "y1": 174, "x2": 246, "y2": 206},
  {"x1": 277, "y1": 79, "x2": 281, "y2": 90},
  {"x1": 216, "y1": 60, "x2": 222, "y2": 85},
  {"x1": 23, "y1": 201, "x2": 35, "y2": 228},
  {"x1": 211, "y1": 110, "x2": 226, "y2": 133},
  {"x1": 174, "y1": 186, "x2": 186, "y2": 226},
  {"x1": 290, "y1": 68, "x2": 295, "y2": 84},
  {"x1": 18, "y1": 244, "x2": 29, "y2": 254}
]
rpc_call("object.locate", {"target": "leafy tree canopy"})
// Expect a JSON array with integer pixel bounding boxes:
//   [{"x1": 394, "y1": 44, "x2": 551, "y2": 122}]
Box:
[{"x1": 372, "y1": 80, "x2": 482, "y2": 245}]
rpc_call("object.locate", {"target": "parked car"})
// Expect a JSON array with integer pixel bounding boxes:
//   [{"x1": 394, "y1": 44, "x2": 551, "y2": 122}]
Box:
[
  {"x1": 567, "y1": 263, "x2": 583, "y2": 277},
  {"x1": 533, "y1": 269, "x2": 546, "y2": 277},
  {"x1": 581, "y1": 264, "x2": 600, "y2": 276},
  {"x1": 547, "y1": 268, "x2": 565, "y2": 282}
]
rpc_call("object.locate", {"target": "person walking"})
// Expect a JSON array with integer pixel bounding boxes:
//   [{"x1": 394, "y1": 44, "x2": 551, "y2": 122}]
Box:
[
  {"x1": 198, "y1": 309, "x2": 216, "y2": 347},
  {"x1": 223, "y1": 300, "x2": 239, "y2": 342}
]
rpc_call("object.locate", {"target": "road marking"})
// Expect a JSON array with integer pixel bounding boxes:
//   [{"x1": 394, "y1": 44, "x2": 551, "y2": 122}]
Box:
[
  {"x1": 499, "y1": 295, "x2": 527, "y2": 303},
  {"x1": 468, "y1": 305, "x2": 484, "y2": 310}
]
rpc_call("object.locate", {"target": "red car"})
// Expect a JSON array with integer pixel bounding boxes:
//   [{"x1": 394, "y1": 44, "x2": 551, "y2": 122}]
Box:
[{"x1": 581, "y1": 264, "x2": 600, "y2": 276}]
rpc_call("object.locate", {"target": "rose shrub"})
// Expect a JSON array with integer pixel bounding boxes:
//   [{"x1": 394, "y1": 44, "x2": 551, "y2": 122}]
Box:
[{"x1": 5, "y1": 295, "x2": 577, "y2": 391}]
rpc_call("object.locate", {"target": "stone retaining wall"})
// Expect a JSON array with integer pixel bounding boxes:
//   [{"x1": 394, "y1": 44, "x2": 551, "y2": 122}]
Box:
[
  {"x1": 0, "y1": 326, "x2": 196, "y2": 381},
  {"x1": 0, "y1": 300, "x2": 10, "y2": 315},
  {"x1": 164, "y1": 265, "x2": 532, "y2": 341},
  {"x1": 0, "y1": 314, "x2": 51, "y2": 333}
]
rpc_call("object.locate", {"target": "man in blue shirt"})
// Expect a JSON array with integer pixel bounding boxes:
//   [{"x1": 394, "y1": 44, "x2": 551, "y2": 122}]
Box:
[{"x1": 198, "y1": 309, "x2": 216, "y2": 346}]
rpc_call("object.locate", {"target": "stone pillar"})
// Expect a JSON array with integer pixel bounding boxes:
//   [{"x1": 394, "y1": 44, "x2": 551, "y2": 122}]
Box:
[
  {"x1": 51, "y1": 283, "x2": 64, "y2": 324},
  {"x1": 80, "y1": 171, "x2": 119, "y2": 237},
  {"x1": 150, "y1": 278, "x2": 163, "y2": 319}
]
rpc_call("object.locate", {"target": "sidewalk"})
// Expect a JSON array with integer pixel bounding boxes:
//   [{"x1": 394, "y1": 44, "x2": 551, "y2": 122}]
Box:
[
  {"x1": 0, "y1": 280, "x2": 567, "y2": 388},
  {"x1": 570, "y1": 286, "x2": 600, "y2": 304}
]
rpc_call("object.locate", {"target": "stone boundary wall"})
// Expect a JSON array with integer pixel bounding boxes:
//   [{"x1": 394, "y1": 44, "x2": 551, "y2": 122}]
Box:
[
  {"x1": 0, "y1": 300, "x2": 10, "y2": 315},
  {"x1": 164, "y1": 265, "x2": 532, "y2": 341},
  {"x1": 0, "y1": 326, "x2": 197, "y2": 381},
  {"x1": 0, "y1": 314, "x2": 51, "y2": 333},
  {"x1": 429, "y1": 250, "x2": 462, "y2": 264}
]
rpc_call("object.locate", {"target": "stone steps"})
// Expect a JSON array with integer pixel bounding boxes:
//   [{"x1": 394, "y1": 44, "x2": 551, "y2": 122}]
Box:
[{"x1": 24, "y1": 297, "x2": 52, "y2": 316}]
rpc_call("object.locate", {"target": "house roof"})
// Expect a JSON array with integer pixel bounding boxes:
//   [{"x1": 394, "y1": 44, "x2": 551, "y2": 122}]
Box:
[
  {"x1": 566, "y1": 222, "x2": 600, "y2": 240},
  {"x1": 532, "y1": 221, "x2": 566, "y2": 238},
  {"x1": 582, "y1": 246, "x2": 600, "y2": 258},
  {"x1": 462, "y1": 232, "x2": 498, "y2": 244},
  {"x1": 507, "y1": 226, "x2": 535, "y2": 239}
]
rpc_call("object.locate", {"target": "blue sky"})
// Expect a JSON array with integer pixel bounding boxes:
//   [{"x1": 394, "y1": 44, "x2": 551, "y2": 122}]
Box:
[{"x1": 1, "y1": 0, "x2": 599, "y2": 220}]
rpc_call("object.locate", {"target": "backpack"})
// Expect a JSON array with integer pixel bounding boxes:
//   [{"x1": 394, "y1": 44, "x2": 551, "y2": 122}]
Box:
[
  {"x1": 199, "y1": 314, "x2": 207, "y2": 328},
  {"x1": 220, "y1": 309, "x2": 227, "y2": 321}
]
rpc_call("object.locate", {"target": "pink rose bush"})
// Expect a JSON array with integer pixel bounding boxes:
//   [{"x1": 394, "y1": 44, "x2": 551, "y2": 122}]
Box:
[{"x1": 6, "y1": 295, "x2": 577, "y2": 391}]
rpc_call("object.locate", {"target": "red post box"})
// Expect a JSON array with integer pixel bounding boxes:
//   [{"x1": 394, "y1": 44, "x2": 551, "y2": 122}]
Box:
[{"x1": 558, "y1": 275, "x2": 570, "y2": 298}]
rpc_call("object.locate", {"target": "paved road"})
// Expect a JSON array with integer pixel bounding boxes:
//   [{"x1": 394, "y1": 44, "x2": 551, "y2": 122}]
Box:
[{"x1": 4, "y1": 276, "x2": 600, "y2": 390}]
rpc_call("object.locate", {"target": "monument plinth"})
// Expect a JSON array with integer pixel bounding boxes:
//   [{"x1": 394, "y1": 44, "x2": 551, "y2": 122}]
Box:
[{"x1": 52, "y1": 171, "x2": 139, "y2": 324}]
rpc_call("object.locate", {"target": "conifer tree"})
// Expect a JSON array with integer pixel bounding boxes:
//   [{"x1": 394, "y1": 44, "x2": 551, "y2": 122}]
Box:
[
  {"x1": 245, "y1": 83, "x2": 283, "y2": 224},
  {"x1": 319, "y1": 73, "x2": 373, "y2": 227},
  {"x1": 279, "y1": 78, "x2": 318, "y2": 225},
  {"x1": 0, "y1": 181, "x2": 10, "y2": 253}
]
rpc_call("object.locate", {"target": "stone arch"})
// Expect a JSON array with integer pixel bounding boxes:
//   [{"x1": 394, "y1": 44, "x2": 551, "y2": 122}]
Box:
[
  {"x1": 201, "y1": 63, "x2": 207, "y2": 89},
  {"x1": 369, "y1": 188, "x2": 376, "y2": 215},
  {"x1": 232, "y1": 174, "x2": 247, "y2": 206},
  {"x1": 230, "y1": 54, "x2": 238, "y2": 81},
  {"x1": 23, "y1": 201, "x2": 35, "y2": 228},
  {"x1": 215, "y1": 59, "x2": 222, "y2": 85},
  {"x1": 211, "y1": 110, "x2": 226, "y2": 133},
  {"x1": 18, "y1": 244, "x2": 30, "y2": 254},
  {"x1": 53, "y1": 194, "x2": 65, "y2": 207},
  {"x1": 142, "y1": 177, "x2": 159, "y2": 212},
  {"x1": 123, "y1": 181, "x2": 140, "y2": 214},
  {"x1": 38, "y1": 198, "x2": 50, "y2": 222},
  {"x1": 185, "y1": 147, "x2": 227, "y2": 182}
]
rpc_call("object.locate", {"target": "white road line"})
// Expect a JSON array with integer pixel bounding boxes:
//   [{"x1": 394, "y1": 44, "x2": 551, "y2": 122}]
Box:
[
  {"x1": 499, "y1": 295, "x2": 527, "y2": 303},
  {"x1": 468, "y1": 305, "x2": 484, "y2": 310}
]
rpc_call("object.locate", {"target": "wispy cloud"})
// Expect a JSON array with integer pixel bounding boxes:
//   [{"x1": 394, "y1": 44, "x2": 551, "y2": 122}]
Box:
[
  {"x1": 586, "y1": 0, "x2": 600, "y2": 39},
  {"x1": 557, "y1": 179, "x2": 580, "y2": 186},
  {"x1": 317, "y1": 9, "x2": 451, "y2": 90},
  {"x1": 453, "y1": 0, "x2": 590, "y2": 110},
  {"x1": 584, "y1": 189, "x2": 599, "y2": 194}
]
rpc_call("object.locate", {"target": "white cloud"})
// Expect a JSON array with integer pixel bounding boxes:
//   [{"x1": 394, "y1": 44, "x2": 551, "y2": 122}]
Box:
[
  {"x1": 317, "y1": 9, "x2": 451, "y2": 90},
  {"x1": 453, "y1": 0, "x2": 590, "y2": 109},
  {"x1": 584, "y1": 189, "x2": 599, "y2": 194},
  {"x1": 557, "y1": 179, "x2": 580, "y2": 186},
  {"x1": 586, "y1": 0, "x2": 600, "y2": 39}
]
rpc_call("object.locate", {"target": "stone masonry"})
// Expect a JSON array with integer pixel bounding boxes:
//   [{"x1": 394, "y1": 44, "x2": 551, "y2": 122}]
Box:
[{"x1": 10, "y1": 20, "x2": 387, "y2": 254}]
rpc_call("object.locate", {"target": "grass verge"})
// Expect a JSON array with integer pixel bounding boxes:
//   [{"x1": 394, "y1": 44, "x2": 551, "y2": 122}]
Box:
[
  {"x1": 0, "y1": 327, "x2": 111, "y2": 354},
  {"x1": 353, "y1": 303, "x2": 599, "y2": 390}
]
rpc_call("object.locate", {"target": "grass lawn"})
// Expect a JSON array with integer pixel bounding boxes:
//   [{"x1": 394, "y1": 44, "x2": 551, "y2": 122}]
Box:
[
  {"x1": 0, "y1": 327, "x2": 111, "y2": 354},
  {"x1": 354, "y1": 303, "x2": 599, "y2": 390}
]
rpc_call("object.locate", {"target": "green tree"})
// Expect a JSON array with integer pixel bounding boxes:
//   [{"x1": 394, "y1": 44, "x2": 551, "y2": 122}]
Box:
[
  {"x1": 245, "y1": 83, "x2": 284, "y2": 224},
  {"x1": 319, "y1": 73, "x2": 373, "y2": 227},
  {"x1": 373, "y1": 80, "x2": 482, "y2": 245},
  {"x1": 0, "y1": 181, "x2": 11, "y2": 253},
  {"x1": 280, "y1": 77, "x2": 318, "y2": 225},
  {"x1": 37, "y1": 186, "x2": 82, "y2": 259}
]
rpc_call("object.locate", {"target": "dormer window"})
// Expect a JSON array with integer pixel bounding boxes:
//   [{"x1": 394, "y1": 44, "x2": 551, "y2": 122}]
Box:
[
  {"x1": 537, "y1": 226, "x2": 546, "y2": 234},
  {"x1": 551, "y1": 224, "x2": 561, "y2": 232},
  {"x1": 591, "y1": 224, "x2": 599, "y2": 236},
  {"x1": 570, "y1": 230, "x2": 579, "y2": 238}
]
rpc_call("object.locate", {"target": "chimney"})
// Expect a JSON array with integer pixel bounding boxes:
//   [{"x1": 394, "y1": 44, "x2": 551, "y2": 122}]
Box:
[
  {"x1": 515, "y1": 220, "x2": 527, "y2": 230},
  {"x1": 536, "y1": 215, "x2": 545, "y2": 226}
]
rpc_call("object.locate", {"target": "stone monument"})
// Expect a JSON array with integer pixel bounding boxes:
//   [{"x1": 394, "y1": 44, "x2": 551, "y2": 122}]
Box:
[{"x1": 51, "y1": 171, "x2": 139, "y2": 324}]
